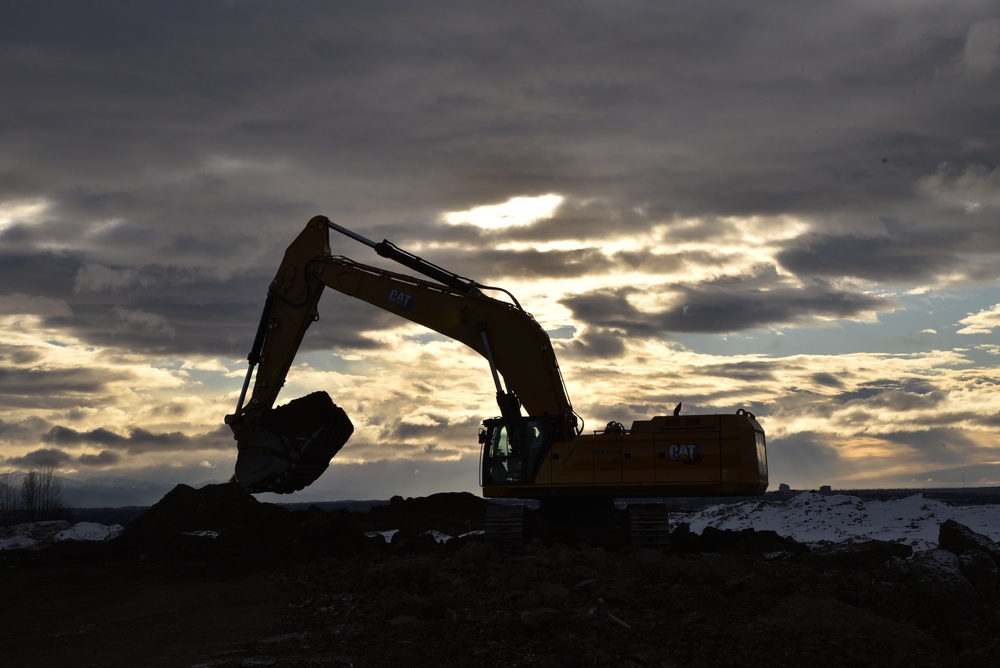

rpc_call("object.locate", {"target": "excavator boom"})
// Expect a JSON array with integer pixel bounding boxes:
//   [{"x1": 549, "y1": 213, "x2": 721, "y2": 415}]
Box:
[{"x1": 227, "y1": 216, "x2": 576, "y2": 493}]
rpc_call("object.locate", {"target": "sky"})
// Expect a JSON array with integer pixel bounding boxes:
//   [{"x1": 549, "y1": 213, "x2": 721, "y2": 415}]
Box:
[{"x1": 2, "y1": 1, "x2": 1000, "y2": 501}]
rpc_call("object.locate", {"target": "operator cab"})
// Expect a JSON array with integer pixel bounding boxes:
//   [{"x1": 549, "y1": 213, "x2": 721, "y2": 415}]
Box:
[{"x1": 480, "y1": 416, "x2": 553, "y2": 485}]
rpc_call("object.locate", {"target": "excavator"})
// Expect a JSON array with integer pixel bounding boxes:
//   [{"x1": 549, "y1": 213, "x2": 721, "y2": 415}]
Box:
[{"x1": 226, "y1": 216, "x2": 768, "y2": 544}]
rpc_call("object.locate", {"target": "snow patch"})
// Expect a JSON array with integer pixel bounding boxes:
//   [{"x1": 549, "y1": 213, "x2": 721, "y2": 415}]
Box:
[
  {"x1": 365, "y1": 528, "x2": 485, "y2": 544},
  {"x1": 55, "y1": 522, "x2": 124, "y2": 542},
  {"x1": 425, "y1": 529, "x2": 451, "y2": 544},
  {"x1": 1, "y1": 520, "x2": 123, "y2": 550},
  {"x1": 365, "y1": 529, "x2": 400, "y2": 544},
  {"x1": 674, "y1": 492, "x2": 1000, "y2": 552}
]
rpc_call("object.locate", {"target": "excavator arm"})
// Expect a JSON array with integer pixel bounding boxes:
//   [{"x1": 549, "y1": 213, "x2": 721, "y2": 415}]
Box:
[{"x1": 227, "y1": 216, "x2": 576, "y2": 493}]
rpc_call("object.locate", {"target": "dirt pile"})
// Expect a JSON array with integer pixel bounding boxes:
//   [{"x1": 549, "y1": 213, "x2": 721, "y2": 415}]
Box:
[
  {"x1": 114, "y1": 481, "x2": 294, "y2": 564},
  {"x1": 115, "y1": 483, "x2": 489, "y2": 564}
]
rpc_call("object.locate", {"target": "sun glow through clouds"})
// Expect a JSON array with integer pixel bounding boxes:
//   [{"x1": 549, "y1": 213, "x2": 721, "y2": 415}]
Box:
[
  {"x1": 0, "y1": 198, "x2": 50, "y2": 232},
  {"x1": 442, "y1": 194, "x2": 564, "y2": 229}
]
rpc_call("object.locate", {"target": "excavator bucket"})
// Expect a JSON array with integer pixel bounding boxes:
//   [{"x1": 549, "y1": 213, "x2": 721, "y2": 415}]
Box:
[{"x1": 234, "y1": 391, "x2": 354, "y2": 494}]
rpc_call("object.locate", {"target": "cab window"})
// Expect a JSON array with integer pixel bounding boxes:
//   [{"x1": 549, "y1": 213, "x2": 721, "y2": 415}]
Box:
[{"x1": 487, "y1": 425, "x2": 523, "y2": 483}]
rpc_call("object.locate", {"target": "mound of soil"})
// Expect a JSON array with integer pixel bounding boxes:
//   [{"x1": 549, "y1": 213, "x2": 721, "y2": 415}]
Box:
[
  {"x1": 114, "y1": 481, "x2": 295, "y2": 566},
  {"x1": 4, "y1": 484, "x2": 1000, "y2": 667}
]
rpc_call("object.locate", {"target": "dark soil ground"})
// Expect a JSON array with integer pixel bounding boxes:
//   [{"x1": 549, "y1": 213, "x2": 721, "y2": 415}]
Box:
[{"x1": 3, "y1": 482, "x2": 999, "y2": 667}]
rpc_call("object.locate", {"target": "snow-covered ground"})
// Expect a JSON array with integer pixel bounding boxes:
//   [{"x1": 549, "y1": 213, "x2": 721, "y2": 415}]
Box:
[
  {"x1": 675, "y1": 491, "x2": 1000, "y2": 552},
  {"x1": 0, "y1": 520, "x2": 123, "y2": 550}
]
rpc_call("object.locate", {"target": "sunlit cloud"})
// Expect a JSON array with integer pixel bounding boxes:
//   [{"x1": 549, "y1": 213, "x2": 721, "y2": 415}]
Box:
[
  {"x1": 0, "y1": 198, "x2": 50, "y2": 232},
  {"x1": 956, "y1": 304, "x2": 1000, "y2": 335},
  {"x1": 0, "y1": 313, "x2": 227, "y2": 471},
  {"x1": 442, "y1": 194, "x2": 564, "y2": 229}
]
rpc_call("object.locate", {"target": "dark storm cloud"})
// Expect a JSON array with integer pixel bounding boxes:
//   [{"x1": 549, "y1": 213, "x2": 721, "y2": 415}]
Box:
[
  {"x1": 3, "y1": 447, "x2": 121, "y2": 469},
  {"x1": 0, "y1": 251, "x2": 82, "y2": 299},
  {"x1": 569, "y1": 328, "x2": 627, "y2": 358},
  {"x1": 77, "y1": 450, "x2": 121, "y2": 466},
  {"x1": 0, "y1": 417, "x2": 50, "y2": 442},
  {"x1": 0, "y1": 364, "x2": 129, "y2": 409},
  {"x1": 682, "y1": 280, "x2": 891, "y2": 332},
  {"x1": 0, "y1": 247, "x2": 388, "y2": 358},
  {"x1": 421, "y1": 238, "x2": 711, "y2": 287},
  {"x1": 41, "y1": 424, "x2": 230, "y2": 454},
  {"x1": 454, "y1": 247, "x2": 616, "y2": 281},
  {"x1": 697, "y1": 361, "x2": 779, "y2": 385},
  {"x1": 833, "y1": 379, "x2": 944, "y2": 407},
  {"x1": 777, "y1": 215, "x2": 1000, "y2": 283},
  {"x1": 4, "y1": 448, "x2": 75, "y2": 469},
  {"x1": 43, "y1": 426, "x2": 129, "y2": 447},
  {"x1": 823, "y1": 378, "x2": 1000, "y2": 433},
  {"x1": 391, "y1": 416, "x2": 451, "y2": 442},
  {"x1": 5, "y1": 4, "x2": 997, "y2": 204},
  {"x1": 2, "y1": 1, "x2": 999, "y2": 357},
  {"x1": 810, "y1": 373, "x2": 845, "y2": 389},
  {"x1": 881, "y1": 428, "x2": 983, "y2": 458},
  {"x1": 562, "y1": 276, "x2": 892, "y2": 335}
]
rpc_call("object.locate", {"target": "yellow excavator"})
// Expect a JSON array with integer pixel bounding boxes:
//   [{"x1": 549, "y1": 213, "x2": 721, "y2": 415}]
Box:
[{"x1": 226, "y1": 216, "x2": 767, "y2": 543}]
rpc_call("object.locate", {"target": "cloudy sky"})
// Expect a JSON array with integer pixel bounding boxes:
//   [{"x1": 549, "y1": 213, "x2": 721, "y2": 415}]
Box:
[{"x1": 3, "y1": 1, "x2": 1000, "y2": 501}]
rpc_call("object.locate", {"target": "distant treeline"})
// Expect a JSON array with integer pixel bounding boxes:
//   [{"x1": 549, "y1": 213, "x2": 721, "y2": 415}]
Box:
[{"x1": 0, "y1": 468, "x2": 72, "y2": 526}]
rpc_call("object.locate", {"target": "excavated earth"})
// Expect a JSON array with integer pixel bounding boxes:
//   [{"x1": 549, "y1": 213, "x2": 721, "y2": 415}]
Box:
[{"x1": 3, "y1": 482, "x2": 1000, "y2": 667}]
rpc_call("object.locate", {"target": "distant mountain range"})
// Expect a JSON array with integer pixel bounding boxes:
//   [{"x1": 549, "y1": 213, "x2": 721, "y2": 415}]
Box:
[
  {"x1": 57, "y1": 474, "x2": 357, "y2": 509},
  {"x1": 60, "y1": 476, "x2": 178, "y2": 508}
]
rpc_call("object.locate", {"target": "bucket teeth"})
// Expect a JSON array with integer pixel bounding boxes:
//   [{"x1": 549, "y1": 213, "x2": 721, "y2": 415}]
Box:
[{"x1": 234, "y1": 391, "x2": 354, "y2": 494}]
